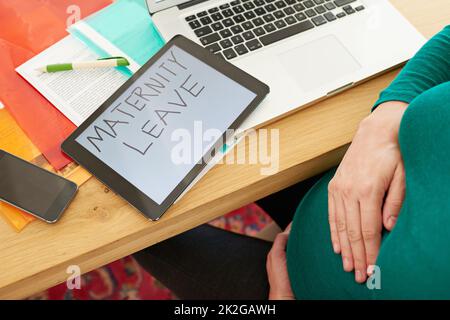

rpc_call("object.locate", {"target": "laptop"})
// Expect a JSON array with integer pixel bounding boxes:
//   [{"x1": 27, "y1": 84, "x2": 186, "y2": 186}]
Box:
[{"x1": 147, "y1": 0, "x2": 426, "y2": 130}]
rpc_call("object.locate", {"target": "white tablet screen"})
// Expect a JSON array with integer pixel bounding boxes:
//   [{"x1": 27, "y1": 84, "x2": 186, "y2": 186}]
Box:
[{"x1": 76, "y1": 45, "x2": 256, "y2": 204}]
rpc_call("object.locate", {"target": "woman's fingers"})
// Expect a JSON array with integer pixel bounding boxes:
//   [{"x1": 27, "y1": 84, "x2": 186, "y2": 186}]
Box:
[
  {"x1": 328, "y1": 190, "x2": 341, "y2": 254},
  {"x1": 334, "y1": 194, "x2": 354, "y2": 272},
  {"x1": 383, "y1": 163, "x2": 406, "y2": 231},
  {"x1": 267, "y1": 231, "x2": 295, "y2": 300},
  {"x1": 268, "y1": 224, "x2": 291, "y2": 262},
  {"x1": 267, "y1": 233, "x2": 288, "y2": 282},
  {"x1": 343, "y1": 196, "x2": 367, "y2": 283},
  {"x1": 271, "y1": 232, "x2": 289, "y2": 254},
  {"x1": 284, "y1": 222, "x2": 293, "y2": 234},
  {"x1": 360, "y1": 195, "x2": 383, "y2": 275}
]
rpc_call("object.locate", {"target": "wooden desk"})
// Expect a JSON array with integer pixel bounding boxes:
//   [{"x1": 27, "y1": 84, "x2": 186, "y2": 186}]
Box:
[{"x1": 0, "y1": 0, "x2": 448, "y2": 299}]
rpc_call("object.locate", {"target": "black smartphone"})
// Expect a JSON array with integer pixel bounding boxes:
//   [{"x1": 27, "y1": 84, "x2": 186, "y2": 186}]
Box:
[{"x1": 0, "y1": 149, "x2": 78, "y2": 223}]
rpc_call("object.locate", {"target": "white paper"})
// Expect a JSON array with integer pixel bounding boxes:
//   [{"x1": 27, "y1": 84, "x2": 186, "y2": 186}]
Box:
[{"x1": 16, "y1": 36, "x2": 128, "y2": 126}]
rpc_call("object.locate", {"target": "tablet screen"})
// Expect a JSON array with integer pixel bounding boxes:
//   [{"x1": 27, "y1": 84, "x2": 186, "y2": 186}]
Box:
[{"x1": 76, "y1": 45, "x2": 256, "y2": 205}]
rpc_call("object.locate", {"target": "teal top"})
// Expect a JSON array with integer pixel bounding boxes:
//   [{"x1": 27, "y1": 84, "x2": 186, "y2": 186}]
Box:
[
  {"x1": 287, "y1": 25, "x2": 450, "y2": 299},
  {"x1": 374, "y1": 25, "x2": 450, "y2": 108}
]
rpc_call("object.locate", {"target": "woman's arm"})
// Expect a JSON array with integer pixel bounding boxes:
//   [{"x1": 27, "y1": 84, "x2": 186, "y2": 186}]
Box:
[
  {"x1": 374, "y1": 25, "x2": 450, "y2": 109},
  {"x1": 328, "y1": 25, "x2": 450, "y2": 284}
]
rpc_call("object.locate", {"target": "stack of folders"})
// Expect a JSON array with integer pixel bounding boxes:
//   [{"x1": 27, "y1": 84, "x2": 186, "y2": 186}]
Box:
[{"x1": 17, "y1": 0, "x2": 165, "y2": 126}]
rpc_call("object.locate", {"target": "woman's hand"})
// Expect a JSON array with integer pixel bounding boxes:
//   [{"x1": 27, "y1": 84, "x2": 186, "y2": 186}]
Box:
[
  {"x1": 267, "y1": 223, "x2": 295, "y2": 300},
  {"x1": 328, "y1": 101, "x2": 408, "y2": 283}
]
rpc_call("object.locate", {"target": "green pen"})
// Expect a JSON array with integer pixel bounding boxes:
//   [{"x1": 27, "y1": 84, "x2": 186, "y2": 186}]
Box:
[{"x1": 36, "y1": 56, "x2": 130, "y2": 73}]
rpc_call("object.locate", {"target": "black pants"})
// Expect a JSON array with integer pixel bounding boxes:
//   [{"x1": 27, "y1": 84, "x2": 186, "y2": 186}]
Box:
[{"x1": 134, "y1": 175, "x2": 322, "y2": 299}]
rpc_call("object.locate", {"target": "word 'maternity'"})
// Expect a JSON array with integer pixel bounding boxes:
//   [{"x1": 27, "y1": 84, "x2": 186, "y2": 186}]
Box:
[{"x1": 85, "y1": 49, "x2": 205, "y2": 155}]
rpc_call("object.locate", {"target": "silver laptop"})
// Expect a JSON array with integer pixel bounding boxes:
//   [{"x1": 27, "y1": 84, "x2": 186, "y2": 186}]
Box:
[{"x1": 147, "y1": 0, "x2": 425, "y2": 130}]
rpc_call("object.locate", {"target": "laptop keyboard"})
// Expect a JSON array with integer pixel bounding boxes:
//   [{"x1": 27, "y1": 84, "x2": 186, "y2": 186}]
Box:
[{"x1": 185, "y1": 0, "x2": 365, "y2": 60}]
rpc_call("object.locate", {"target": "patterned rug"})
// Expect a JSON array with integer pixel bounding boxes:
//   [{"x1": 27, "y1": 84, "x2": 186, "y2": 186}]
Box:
[{"x1": 29, "y1": 204, "x2": 271, "y2": 300}]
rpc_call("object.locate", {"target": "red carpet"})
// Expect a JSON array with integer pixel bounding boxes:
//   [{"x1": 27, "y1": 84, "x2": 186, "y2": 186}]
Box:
[{"x1": 29, "y1": 204, "x2": 270, "y2": 300}]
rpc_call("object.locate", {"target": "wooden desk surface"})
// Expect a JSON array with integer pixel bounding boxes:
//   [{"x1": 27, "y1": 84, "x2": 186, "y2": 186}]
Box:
[{"x1": 0, "y1": 0, "x2": 448, "y2": 299}]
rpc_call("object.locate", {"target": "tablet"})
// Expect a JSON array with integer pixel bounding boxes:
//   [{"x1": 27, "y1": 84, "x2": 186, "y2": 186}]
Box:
[{"x1": 62, "y1": 35, "x2": 269, "y2": 220}]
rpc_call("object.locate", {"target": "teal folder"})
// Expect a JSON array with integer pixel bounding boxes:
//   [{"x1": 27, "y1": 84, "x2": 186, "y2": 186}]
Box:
[{"x1": 69, "y1": 0, "x2": 165, "y2": 76}]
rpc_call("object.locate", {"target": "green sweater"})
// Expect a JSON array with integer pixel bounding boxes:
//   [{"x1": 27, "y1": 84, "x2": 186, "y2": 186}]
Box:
[
  {"x1": 374, "y1": 25, "x2": 450, "y2": 108},
  {"x1": 287, "y1": 25, "x2": 450, "y2": 299}
]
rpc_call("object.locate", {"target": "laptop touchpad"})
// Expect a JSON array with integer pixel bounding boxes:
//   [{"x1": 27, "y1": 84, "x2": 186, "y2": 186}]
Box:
[{"x1": 278, "y1": 35, "x2": 361, "y2": 92}]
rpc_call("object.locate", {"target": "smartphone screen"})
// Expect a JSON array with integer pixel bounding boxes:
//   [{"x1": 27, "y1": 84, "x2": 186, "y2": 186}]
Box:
[{"x1": 0, "y1": 150, "x2": 78, "y2": 223}]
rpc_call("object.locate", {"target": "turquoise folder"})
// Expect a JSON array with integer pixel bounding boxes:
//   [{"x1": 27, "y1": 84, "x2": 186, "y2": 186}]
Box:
[{"x1": 69, "y1": 0, "x2": 165, "y2": 76}]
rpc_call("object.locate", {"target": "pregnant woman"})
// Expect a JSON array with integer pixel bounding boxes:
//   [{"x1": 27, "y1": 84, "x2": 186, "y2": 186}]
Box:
[{"x1": 134, "y1": 25, "x2": 450, "y2": 299}]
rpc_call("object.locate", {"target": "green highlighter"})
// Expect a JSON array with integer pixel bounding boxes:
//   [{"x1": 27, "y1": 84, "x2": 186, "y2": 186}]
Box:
[{"x1": 36, "y1": 56, "x2": 130, "y2": 73}]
